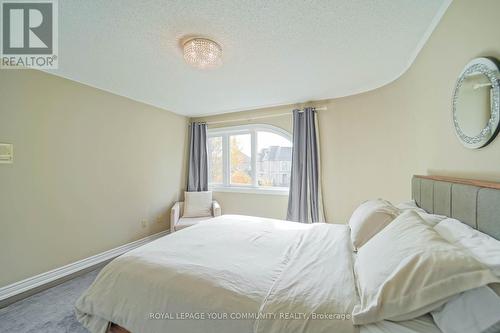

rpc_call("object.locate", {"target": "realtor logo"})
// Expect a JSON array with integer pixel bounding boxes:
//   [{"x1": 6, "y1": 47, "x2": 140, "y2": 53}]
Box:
[{"x1": 1, "y1": 0, "x2": 58, "y2": 69}]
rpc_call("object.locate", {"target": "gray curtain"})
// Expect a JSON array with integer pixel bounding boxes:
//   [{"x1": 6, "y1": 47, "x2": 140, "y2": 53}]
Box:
[
  {"x1": 187, "y1": 122, "x2": 208, "y2": 192},
  {"x1": 286, "y1": 107, "x2": 324, "y2": 223}
]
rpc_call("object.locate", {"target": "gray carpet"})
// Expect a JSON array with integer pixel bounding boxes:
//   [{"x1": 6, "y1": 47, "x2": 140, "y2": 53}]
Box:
[{"x1": 0, "y1": 268, "x2": 101, "y2": 333}]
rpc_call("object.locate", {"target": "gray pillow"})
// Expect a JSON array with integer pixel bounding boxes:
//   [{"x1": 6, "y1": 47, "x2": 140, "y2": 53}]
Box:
[{"x1": 431, "y1": 285, "x2": 500, "y2": 333}]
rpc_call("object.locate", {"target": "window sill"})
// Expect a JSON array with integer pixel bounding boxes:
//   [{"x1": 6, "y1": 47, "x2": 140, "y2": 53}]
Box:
[{"x1": 210, "y1": 186, "x2": 289, "y2": 196}]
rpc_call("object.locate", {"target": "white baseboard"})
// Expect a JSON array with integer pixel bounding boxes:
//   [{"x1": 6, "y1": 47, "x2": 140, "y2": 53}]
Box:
[{"x1": 0, "y1": 229, "x2": 170, "y2": 303}]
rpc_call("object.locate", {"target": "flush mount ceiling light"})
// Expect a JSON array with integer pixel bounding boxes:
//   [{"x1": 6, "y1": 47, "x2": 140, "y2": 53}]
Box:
[{"x1": 183, "y1": 38, "x2": 222, "y2": 69}]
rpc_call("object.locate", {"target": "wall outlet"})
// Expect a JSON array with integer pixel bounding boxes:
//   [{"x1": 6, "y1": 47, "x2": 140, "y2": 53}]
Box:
[
  {"x1": 0, "y1": 143, "x2": 13, "y2": 164},
  {"x1": 141, "y1": 220, "x2": 148, "y2": 228}
]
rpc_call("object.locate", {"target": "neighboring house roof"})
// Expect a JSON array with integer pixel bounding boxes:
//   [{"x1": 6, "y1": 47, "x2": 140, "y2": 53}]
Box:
[
  {"x1": 258, "y1": 146, "x2": 292, "y2": 162},
  {"x1": 241, "y1": 153, "x2": 250, "y2": 165},
  {"x1": 232, "y1": 151, "x2": 251, "y2": 168}
]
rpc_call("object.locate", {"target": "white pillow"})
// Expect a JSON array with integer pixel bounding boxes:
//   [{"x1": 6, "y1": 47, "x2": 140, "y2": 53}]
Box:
[
  {"x1": 183, "y1": 191, "x2": 213, "y2": 218},
  {"x1": 348, "y1": 199, "x2": 399, "y2": 250},
  {"x1": 431, "y1": 286, "x2": 500, "y2": 333},
  {"x1": 434, "y1": 218, "x2": 500, "y2": 276},
  {"x1": 432, "y1": 219, "x2": 500, "y2": 333},
  {"x1": 395, "y1": 200, "x2": 426, "y2": 213},
  {"x1": 353, "y1": 210, "x2": 499, "y2": 325},
  {"x1": 396, "y1": 200, "x2": 446, "y2": 226},
  {"x1": 418, "y1": 212, "x2": 447, "y2": 227}
]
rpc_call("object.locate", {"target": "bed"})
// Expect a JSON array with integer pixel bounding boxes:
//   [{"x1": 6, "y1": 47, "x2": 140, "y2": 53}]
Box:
[
  {"x1": 75, "y1": 175, "x2": 500, "y2": 333},
  {"x1": 77, "y1": 215, "x2": 358, "y2": 333}
]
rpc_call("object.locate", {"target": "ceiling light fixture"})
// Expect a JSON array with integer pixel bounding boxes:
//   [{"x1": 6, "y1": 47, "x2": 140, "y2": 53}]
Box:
[{"x1": 183, "y1": 38, "x2": 222, "y2": 69}]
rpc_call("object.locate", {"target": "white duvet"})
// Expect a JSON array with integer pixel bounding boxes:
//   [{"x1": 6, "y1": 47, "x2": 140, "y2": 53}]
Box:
[{"x1": 76, "y1": 215, "x2": 359, "y2": 333}]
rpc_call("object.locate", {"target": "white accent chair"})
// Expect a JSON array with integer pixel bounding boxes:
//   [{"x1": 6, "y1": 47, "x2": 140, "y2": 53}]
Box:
[{"x1": 170, "y1": 200, "x2": 221, "y2": 232}]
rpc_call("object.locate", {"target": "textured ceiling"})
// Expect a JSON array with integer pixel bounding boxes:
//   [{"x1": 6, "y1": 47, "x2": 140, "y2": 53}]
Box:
[{"x1": 46, "y1": 0, "x2": 451, "y2": 116}]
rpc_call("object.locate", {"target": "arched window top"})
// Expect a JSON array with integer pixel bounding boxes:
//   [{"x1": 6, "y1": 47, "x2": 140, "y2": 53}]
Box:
[
  {"x1": 208, "y1": 124, "x2": 291, "y2": 139},
  {"x1": 207, "y1": 124, "x2": 292, "y2": 195}
]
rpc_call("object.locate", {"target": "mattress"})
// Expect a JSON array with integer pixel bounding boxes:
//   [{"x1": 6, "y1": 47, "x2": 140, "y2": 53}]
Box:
[
  {"x1": 77, "y1": 214, "x2": 446, "y2": 333},
  {"x1": 76, "y1": 215, "x2": 360, "y2": 333}
]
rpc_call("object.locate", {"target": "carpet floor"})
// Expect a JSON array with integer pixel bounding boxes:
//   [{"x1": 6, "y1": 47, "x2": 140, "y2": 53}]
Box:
[{"x1": 0, "y1": 268, "x2": 101, "y2": 333}]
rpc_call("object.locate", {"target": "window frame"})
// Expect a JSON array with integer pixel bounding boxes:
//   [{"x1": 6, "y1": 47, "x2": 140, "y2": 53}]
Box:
[{"x1": 207, "y1": 124, "x2": 292, "y2": 196}]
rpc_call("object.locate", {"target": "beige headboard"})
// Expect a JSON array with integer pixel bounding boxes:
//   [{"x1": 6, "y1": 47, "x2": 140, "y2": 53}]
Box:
[{"x1": 412, "y1": 175, "x2": 500, "y2": 240}]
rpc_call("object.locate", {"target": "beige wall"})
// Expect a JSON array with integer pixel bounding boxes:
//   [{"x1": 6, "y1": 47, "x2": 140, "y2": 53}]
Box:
[
  {"x1": 321, "y1": 0, "x2": 500, "y2": 222},
  {"x1": 210, "y1": 192, "x2": 288, "y2": 220},
  {"x1": 194, "y1": 0, "x2": 500, "y2": 223},
  {"x1": 0, "y1": 70, "x2": 188, "y2": 287},
  {"x1": 405, "y1": 0, "x2": 500, "y2": 179},
  {"x1": 2, "y1": 0, "x2": 499, "y2": 287}
]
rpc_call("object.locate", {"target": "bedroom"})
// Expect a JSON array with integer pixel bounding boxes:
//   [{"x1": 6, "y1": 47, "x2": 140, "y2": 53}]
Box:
[{"x1": 1, "y1": 0, "x2": 500, "y2": 332}]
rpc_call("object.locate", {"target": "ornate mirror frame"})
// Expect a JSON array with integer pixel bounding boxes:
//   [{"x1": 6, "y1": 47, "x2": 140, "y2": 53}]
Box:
[{"x1": 452, "y1": 57, "x2": 500, "y2": 149}]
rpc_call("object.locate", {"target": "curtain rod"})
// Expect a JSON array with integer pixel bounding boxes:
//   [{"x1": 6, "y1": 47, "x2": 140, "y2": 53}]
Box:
[{"x1": 202, "y1": 106, "x2": 327, "y2": 126}]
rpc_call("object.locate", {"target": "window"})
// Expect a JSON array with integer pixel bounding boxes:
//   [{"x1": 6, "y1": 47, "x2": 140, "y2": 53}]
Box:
[
  {"x1": 208, "y1": 136, "x2": 223, "y2": 184},
  {"x1": 230, "y1": 133, "x2": 252, "y2": 185},
  {"x1": 208, "y1": 125, "x2": 292, "y2": 195}
]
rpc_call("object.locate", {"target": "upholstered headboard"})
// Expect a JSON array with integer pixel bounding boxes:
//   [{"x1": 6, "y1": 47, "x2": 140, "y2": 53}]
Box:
[{"x1": 412, "y1": 175, "x2": 500, "y2": 240}]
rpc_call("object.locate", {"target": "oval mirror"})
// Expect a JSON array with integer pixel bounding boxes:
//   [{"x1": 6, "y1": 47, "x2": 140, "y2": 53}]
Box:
[{"x1": 452, "y1": 57, "x2": 500, "y2": 149}]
